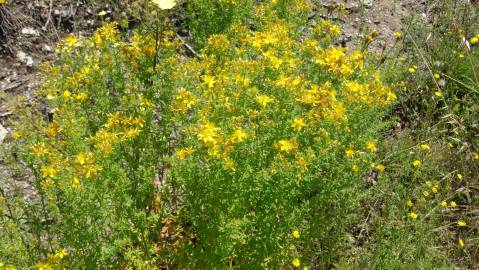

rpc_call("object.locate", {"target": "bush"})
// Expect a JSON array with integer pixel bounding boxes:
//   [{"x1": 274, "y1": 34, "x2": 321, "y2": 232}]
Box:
[
  {"x1": 187, "y1": 0, "x2": 313, "y2": 49},
  {"x1": 1, "y1": 2, "x2": 397, "y2": 269}
]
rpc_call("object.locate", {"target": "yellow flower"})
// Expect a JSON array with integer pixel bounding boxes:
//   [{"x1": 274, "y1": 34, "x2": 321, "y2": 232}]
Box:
[
  {"x1": 433, "y1": 73, "x2": 440, "y2": 79},
  {"x1": 366, "y1": 141, "x2": 377, "y2": 153},
  {"x1": 457, "y1": 173, "x2": 463, "y2": 180},
  {"x1": 440, "y1": 201, "x2": 447, "y2": 207},
  {"x1": 0, "y1": 0, "x2": 6, "y2": 4},
  {"x1": 422, "y1": 191, "x2": 429, "y2": 197},
  {"x1": 203, "y1": 75, "x2": 216, "y2": 88},
  {"x1": 292, "y1": 229, "x2": 300, "y2": 238},
  {"x1": 434, "y1": 91, "x2": 443, "y2": 97},
  {"x1": 76, "y1": 151, "x2": 94, "y2": 165},
  {"x1": 53, "y1": 248, "x2": 68, "y2": 260},
  {"x1": 151, "y1": 0, "x2": 176, "y2": 9},
  {"x1": 408, "y1": 67, "x2": 416, "y2": 73},
  {"x1": 409, "y1": 212, "x2": 418, "y2": 219},
  {"x1": 473, "y1": 152, "x2": 479, "y2": 160},
  {"x1": 431, "y1": 186, "x2": 438, "y2": 193},
  {"x1": 275, "y1": 139, "x2": 297, "y2": 153},
  {"x1": 255, "y1": 95, "x2": 273, "y2": 107},
  {"x1": 5, "y1": 265, "x2": 15, "y2": 270},
  {"x1": 470, "y1": 37, "x2": 478, "y2": 45},
  {"x1": 376, "y1": 164, "x2": 385, "y2": 172},
  {"x1": 72, "y1": 177, "x2": 81, "y2": 188},
  {"x1": 458, "y1": 238, "x2": 465, "y2": 247},
  {"x1": 352, "y1": 165, "x2": 359, "y2": 171},
  {"x1": 420, "y1": 144, "x2": 430, "y2": 151},
  {"x1": 230, "y1": 129, "x2": 248, "y2": 143},
  {"x1": 197, "y1": 122, "x2": 220, "y2": 145},
  {"x1": 292, "y1": 258, "x2": 301, "y2": 267},
  {"x1": 394, "y1": 32, "x2": 402, "y2": 39},
  {"x1": 291, "y1": 118, "x2": 306, "y2": 131},
  {"x1": 450, "y1": 201, "x2": 457, "y2": 208},
  {"x1": 406, "y1": 200, "x2": 413, "y2": 207},
  {"x1": 223, "y1": 158, "x2": 235, "y2": 172},
  {"x1": 98, "y1": 10, "x2": 107, "y2": 16},
  {"x1": 37, "y1": 261, "x2": 53, "y2": 270},
  {"x1": 63, "y1": 35, "x2": 80, "y2": 48},
  {"x1": 412, "y1": 160, "x2": 421, "y2": 168},
  {"x1": 41, "y1": 166, "x2": 57, "y2": 178},
  {"x1": 457, "y1": 220, "x2": 466, "y2": 227},
  {"x1": 345, "y1": 148, "x2": 355, "y2": 158},
  {"x1": 62, "y1": 90, "x2": 72, "y2": 99},
  {"x1": 175, "y1": 147, "x2": 194, "y2": 159}
]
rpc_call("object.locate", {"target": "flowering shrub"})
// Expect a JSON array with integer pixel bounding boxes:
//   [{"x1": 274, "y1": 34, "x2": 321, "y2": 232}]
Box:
[{"x1": 1, "y1": 1, "x2": 397, "y2": 268}]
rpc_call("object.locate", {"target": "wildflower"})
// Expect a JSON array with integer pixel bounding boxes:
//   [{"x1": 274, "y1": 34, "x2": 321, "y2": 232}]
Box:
[
  {"x1": 457, "y1": 220, "x2": 466, "y2": 227},
  {"x1": 31, "y1": 143, "x2": 49, "y2": 157},
  {"x1": 275, "y1": 139, "x2": 297, "y2": 153},
  {"x1": 433, "y1": 73, "x2": 440, "y2": 79},
  {"x1": 41, "y1": 166, "x2": 57, "y2": 178},
  {"x1": 352, "y1": 165, "x2": 359, "y2": 171},
  {"x1": 457, "y1": 173, "x2": 463, "y2": 180},
  {"x1": 197, "y1": 122, "x2": 219, "y2": 145},
  {"x1": 420, "y1": 144, "x2": 430, "y2": 151},
  {"x1": 62, "y1": 90, "x2": 72, "y2": 99},
  {"x1": 12, "y1": 130, "x2": 22, "y2": 139},
  {"x1": 409, "y1": 212, "x2": 418, "y2": 219},
  {"x1": 345, "y1": 148, "x2": 355, "y2": 158},
  {"x1": 72, "y1": 177, "x2": 81, "y2": 188},
  {"x1": 473, "y1": 152, "x2": 479, "y2": 160},
  {"x1": 0, "y1": 0, "x2": 6, "y2": 4},
  {"x1": 422, "y1": 191, "x2": 429, "y2": 197},
  {"x1": 74, "y1": 92, "x2": 88, "y2": 102},
  {"x1": 223, "y1": 158, "x2": 235, "y2": 171},
  {"x1": 458, "y1": 238, "x2": 464, "y2": 247},
  {"x1": 366, "y1": 141, "x2": 377, "y2": 153},
  {"x1": 203, "y1": 75, "x2": 216, "y2": 88},
  {"x1": 255, "y1": 95, "x2": 273, "y2": 107},
  {"x1": 394, "y1": 32, "x2": 402, "y2": 39},
  {"x1": 408, "y1": 67, "x2": 416, "y2": 73},
  {"x1": 75, "y1": 151, "x2": 94, "y2": 165},
  {"x1": 440, "y1": 201, "x2": 447, "y2": 207},
  {"x1": 450, "y1": 201, "x2": 457, "y2": 208},
  {"x1": 412, "y1": 160, "x2": 421, "y2": 168},
  {"x1": 292, "y1": 258, "x2": 301, "y2": 267},
  {"x1": 292, "y1": 229, "x2": 300, "y2": 238},
  {"x1": 431, "y1": 186, "x2": 438, "y2": 193},
  {"x1": 230, "y1": 129, "x2": 248, "y2": 143},
  {"x1": 37, "y1": 262, "x2": 52, "y2": 270},
  {"x1": 151, "y1": 0, "x2": 176, "y2": 9},
  {"x1": 434, "y1": 91, "x2": 443, "y2": 97},
  {"x1": 124, "y1": 128, "x2": 141, "y2": 139},
  {"x1": 406, "y1": 200, "x2": 413, "y2": 207},
  {"x1": 175, "y1": 147, "x2": 194, "y2": 159},
  {"x1": 291, "y1": 118, "x2": 306, "y2": 131},
  {"x1": 98, "y1": 10, "x2": 107, "y2": 16},
  {"x1": 376, "y1": 164, "x2": 385, "y2": 172},
  {"x1": 63, "y1": 35, "x2": 80, "y2": 49},
  {"x1": 471, "y1": 37, "x2": 479, "y2": 45},
  {"x1": 53, "y1": 248, "x2": 68, "y2": 260}
]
